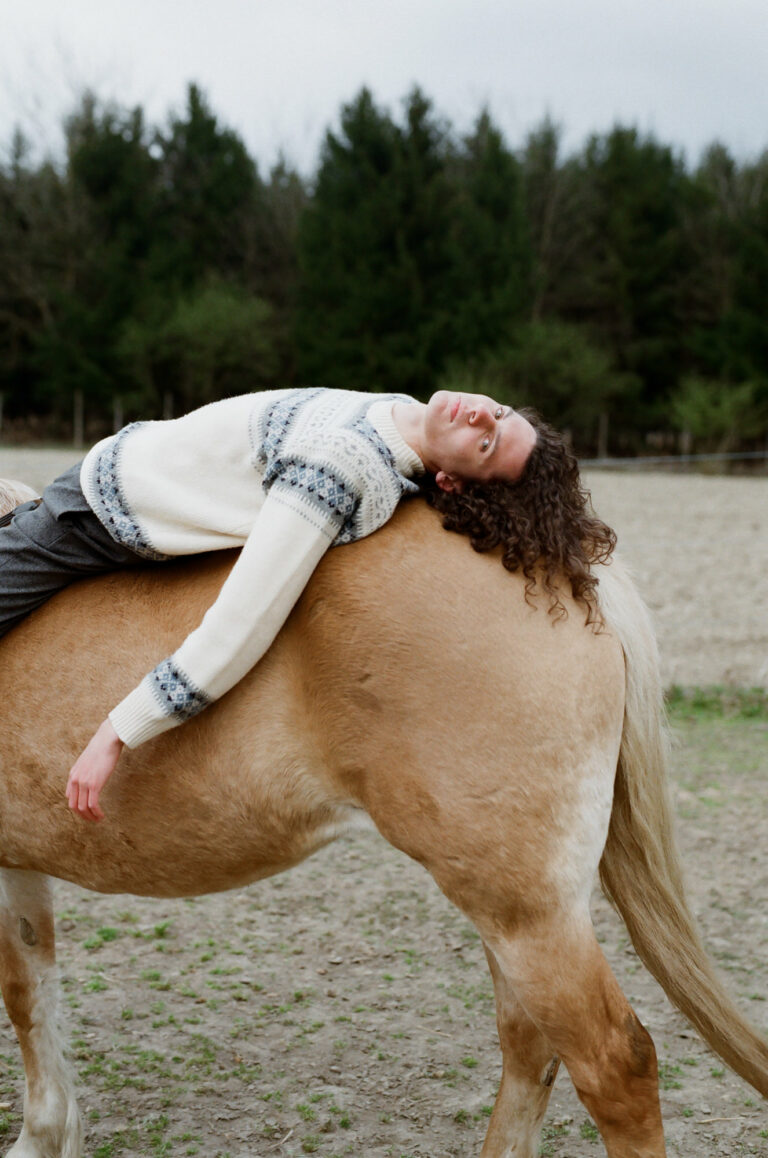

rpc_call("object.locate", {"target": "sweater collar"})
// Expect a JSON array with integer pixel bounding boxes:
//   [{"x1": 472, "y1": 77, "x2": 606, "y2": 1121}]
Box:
[{"x1": 367, "y1": 398, "x2": 425, "y2": 478}]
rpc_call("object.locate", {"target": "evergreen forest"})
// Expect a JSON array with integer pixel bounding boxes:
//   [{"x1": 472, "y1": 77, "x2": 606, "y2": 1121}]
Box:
[{"x1": 2, "y1": 83, "x2": 767, "y2": 456}]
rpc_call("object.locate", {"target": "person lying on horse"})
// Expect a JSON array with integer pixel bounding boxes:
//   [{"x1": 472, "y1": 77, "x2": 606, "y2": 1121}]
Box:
[{"x1": 0, "y1": 387, "x2": 615, "y2": 822}]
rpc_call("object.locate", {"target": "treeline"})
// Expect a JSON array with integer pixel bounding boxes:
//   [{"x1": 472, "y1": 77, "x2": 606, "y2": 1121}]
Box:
[{"x1": 1, "y1": 83, "x2": 767, "y2": 454}]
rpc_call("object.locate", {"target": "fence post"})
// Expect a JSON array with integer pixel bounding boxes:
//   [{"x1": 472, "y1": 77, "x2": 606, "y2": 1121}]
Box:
[
  {"x1": 597, "y1": 411, "x2": 609, "y2": 459},
  {"x1": 113, "y1": 397, "x2": 124, "y2": 433},
  {"x1": 73, "y1": 390, "x2": 84, "y2": 449},
  {"x1": 162, "y1": 392, "x2": 173, "y2": 421}
]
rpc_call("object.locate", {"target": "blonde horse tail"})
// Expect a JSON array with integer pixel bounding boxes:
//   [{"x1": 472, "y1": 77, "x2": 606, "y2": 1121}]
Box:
[
  {"x1": 0, "y1": 478, "x2": 39, "y2": 518},
  {"x1": 597, "y1": 558, "x2": 768, "y2": 1097}
]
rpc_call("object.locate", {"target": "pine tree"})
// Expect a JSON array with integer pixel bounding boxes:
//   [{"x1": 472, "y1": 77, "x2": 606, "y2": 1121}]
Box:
[
  {"x1": 296, "y1": 87, "x2": 458, "y2": 395},
  {"x1": 447, "y1": 110, "x2": 531, "y2": 356}
]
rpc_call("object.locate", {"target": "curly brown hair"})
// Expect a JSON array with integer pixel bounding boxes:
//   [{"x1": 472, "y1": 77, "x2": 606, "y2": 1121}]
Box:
[{"x1": 421, "y1": 408, "x2": 616, "y2": 624}]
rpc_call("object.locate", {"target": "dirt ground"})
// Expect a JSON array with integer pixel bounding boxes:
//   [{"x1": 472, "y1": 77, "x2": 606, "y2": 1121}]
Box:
[
  {"x1": 0, "y1": 449, "x2": 767, "y2": 1157},
  {"x1": 584, "y1": 469, "x2": 768, "y2": 690}
]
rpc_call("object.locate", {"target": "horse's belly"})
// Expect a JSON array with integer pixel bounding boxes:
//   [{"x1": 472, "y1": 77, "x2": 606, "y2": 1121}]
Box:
[{"x1": 0, "y1": 795, "x2": 377, "y2": 898}]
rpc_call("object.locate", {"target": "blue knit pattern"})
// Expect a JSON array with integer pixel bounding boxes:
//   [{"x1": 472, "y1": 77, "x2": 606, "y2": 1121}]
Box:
[
  {"x1": 252, "y1": 390, "x2": 419, "y2": 543},
  {"x1": 147, "y1": 658, "x2": 211, "y2": 720},
  {"x1": 337, "y1": 414, "x2": 419, "y2": 543},
  {"x1": 253, "y1": 388, "x2": 323, "y2": 470},
  {"x1": 269, "y1": 458, "x2": 358, "y2": 526},
  {"x1": 88, "y1": 424, "x2": 169, "y2": 561}
]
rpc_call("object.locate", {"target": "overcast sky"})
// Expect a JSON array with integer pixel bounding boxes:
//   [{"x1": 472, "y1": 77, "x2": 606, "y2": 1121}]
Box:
[{"x1": 3, "y1": 0, "x2": 767, "y2": 174}]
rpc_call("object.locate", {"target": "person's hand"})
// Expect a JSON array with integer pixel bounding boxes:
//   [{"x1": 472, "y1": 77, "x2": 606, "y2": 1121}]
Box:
[{"x1": 66, "y1": 719, "x2": 124, "y2": 822}]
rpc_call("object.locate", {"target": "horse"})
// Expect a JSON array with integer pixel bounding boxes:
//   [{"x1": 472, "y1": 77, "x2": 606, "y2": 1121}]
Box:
[{"x1": 0, "y1": 481, "x2": 766, "y2": 1158}]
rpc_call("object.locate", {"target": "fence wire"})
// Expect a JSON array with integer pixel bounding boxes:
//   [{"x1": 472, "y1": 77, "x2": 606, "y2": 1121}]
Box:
[{"x1": 581, "y1": 450, "x2": 768, "y2": 469}]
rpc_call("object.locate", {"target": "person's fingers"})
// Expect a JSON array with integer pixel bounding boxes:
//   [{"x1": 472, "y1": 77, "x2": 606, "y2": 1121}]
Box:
[
  {"x1": 77, "y1": 782, "x2": 92, "y2": 819},
  {"x1": 66, "y1": 765, "x2": 82, "y2": 809},
  {"x1": 64, "y1": 775, "x2": 104, "y2": 821},
  {"x1": 67, "y1": 778, "x2": 80, "y2": 811},
  {"x1": 67, "y1": 737, "x2": 116, "y2": 820},
  {"x1": 88, "y1": 787, "x2": 104, "y2": 822}
]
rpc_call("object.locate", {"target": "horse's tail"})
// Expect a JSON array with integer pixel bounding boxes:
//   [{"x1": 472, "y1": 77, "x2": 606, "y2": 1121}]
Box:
[
  {"x1": 0, "y1": 478, "x2": 39, "y2": 519},
  {"x1": 597, "y1": 558, "x2": 768, "y2": 1097}
]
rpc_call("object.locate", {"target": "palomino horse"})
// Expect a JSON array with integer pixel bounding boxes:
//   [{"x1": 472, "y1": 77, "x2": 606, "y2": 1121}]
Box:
[{"x1": 0, "y1": 483, "x2": 766, "y2": 1158}]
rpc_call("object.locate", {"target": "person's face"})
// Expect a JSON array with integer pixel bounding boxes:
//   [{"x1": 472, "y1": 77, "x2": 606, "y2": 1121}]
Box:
[{"x1": 422, "y1": 390, "x2": 537, "y2": 493}]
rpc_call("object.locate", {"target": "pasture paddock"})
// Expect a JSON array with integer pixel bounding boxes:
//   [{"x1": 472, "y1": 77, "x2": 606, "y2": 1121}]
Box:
[{"x1": 0, "y1": 451, "x2": 766, "y2": 1156}]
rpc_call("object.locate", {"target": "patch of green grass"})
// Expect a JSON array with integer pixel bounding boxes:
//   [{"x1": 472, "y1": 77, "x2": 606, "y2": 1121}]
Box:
[
  {"x1": 83, "y1": 927, "x2": 122, "y2": 950},
  {"x1": 671, "y1": 711, "x2": 767, "y2": 823},
  {"x1": 92, "y1": 1127, "x2": 140, "y2": 1157},
  {"x1": 84, "y1": 976, "x2": 108, "y2": 992},
  {"x1": 0, "y1": 1112, "x2": 19, "y2": 1138},
  {"x1": 658, "y1": 1061, "x2": 683, "y2": 1090},
  {"x1": 539, "y1": 1121, "x2": 570, "y2": 1155},
  {"x1": 666, "y1": 685, "x2": 768, "y2": 721},
  {"x1": 140, "y1": 968, "x2": 171, "y2": 991},
  {"x1": 444, "y1": 980, "x2": 494, "y2": 1011},
  {"x1": 579, "y1": 1119, "x2": 599, "y2": 1142}
]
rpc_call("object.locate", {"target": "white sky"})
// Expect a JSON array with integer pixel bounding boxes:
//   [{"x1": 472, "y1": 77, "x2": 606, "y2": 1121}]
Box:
[{"x1": 2, "y1": 0, "x2": 767, "y2": 175}]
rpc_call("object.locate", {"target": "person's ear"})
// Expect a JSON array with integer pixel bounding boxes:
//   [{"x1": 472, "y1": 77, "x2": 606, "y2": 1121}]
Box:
[{"x1": 435, "y1": 471, "x2": 464, "y2": 494}]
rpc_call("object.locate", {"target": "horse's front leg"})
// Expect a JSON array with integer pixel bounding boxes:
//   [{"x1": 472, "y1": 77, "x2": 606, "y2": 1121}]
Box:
[
  {"x1": 480, "y1": 942, "x2": 559, "y2": 1158},
  {"x1": 0, "y1": 869, "x2": 82, "y2": 1158}
]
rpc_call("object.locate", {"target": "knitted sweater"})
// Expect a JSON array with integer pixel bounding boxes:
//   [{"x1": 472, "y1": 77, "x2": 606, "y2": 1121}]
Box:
[{"x1": 80, "y1": 388, "x2": 424, "y2": 749}]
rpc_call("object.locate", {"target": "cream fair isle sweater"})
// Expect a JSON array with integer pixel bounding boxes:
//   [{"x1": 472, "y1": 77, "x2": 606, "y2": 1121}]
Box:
[{"x1": 80, "y1": 388, "x2": 423, "y2": 749}]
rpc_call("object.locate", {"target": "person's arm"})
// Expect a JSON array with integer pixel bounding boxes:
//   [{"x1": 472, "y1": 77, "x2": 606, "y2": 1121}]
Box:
[
  {"x1": 66, "y1": 492, "x2": 341, "y2": 819},
  {"x1": 111, "y1": 494, "x2": 339, "y2": 747}
]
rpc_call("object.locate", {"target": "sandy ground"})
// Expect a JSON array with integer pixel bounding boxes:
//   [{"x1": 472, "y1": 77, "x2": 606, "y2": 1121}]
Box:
[
  {"x1": 0, "y1": 448, "x2": 766, "y2": 1157},
  {"x1": 584, "y1": 470, "x2": 768, "y2": 689}
]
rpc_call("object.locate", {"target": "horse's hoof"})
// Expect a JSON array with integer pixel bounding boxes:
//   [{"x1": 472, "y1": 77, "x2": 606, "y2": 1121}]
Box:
[{"x1": 5, "y1": 1124, "x2": 82, "y2": 1158}]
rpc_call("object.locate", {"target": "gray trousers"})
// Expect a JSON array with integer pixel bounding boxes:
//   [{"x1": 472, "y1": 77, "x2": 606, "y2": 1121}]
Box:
[{"x1": 0, "y1": 462, "x2": 144, "y2": 640}]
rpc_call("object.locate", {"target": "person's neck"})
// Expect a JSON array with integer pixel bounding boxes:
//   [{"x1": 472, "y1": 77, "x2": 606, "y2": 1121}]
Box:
[{"x1": 392, "y1": 400, "x2": 428, "y2": 465}]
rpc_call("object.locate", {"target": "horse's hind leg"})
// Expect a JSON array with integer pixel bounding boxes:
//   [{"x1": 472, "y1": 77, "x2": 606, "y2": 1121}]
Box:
[
  {"x1": 0, "y1": 869, "x2": 82, "y2": 1158},
  {"x1": 487, "y1": 915, "x2": 665, "y2": 1158},
  {"x1": 480, "y1": 943, "x2": 559, "y2": 1158}
]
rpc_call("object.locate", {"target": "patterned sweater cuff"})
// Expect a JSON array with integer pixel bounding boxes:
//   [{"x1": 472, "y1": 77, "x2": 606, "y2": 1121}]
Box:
[{"x1": 109, "y1": 679, "x2": 184, "y2": 749}]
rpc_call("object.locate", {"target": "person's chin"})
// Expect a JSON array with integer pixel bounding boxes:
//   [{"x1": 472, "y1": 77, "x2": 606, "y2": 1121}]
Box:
[
  {"x1": 428, "y1": 388, "x2": 449, "y2": 409},
  {"x1": 436, "y1": 389, "x2": 459, "y2": 423}
]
